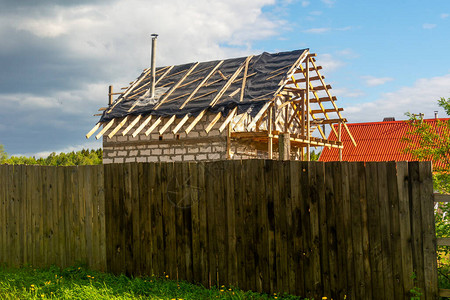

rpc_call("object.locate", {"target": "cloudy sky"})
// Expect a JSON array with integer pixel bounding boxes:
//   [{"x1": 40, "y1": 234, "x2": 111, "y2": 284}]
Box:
[{"x1": 1, "y1": 0, "x2": 449, "y2": 156}]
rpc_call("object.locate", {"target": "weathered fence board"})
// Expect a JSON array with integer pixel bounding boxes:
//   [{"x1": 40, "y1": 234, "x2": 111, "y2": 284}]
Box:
[
  {"x1": 0, "y1": 165, "x2": 106, "y2": 271},
  {"x1": 0, "y1": 161, "x2": 439, "y2": 299}
]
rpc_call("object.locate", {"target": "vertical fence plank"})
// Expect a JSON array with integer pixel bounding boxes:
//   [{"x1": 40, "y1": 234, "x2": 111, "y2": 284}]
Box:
[
  {"x1": 386, "y1": 161, "x2": 405, "y2": 299},
  {"x1": 349, "y1": 162, "x2": 365, "y2": 299},
  {"x1": 138, "y1": 163, "x2": 150, "y2": 274},
  {"x1": 256, "y1": 160, "x2": 269, "y2": 292},
  {"x1": 378, "y1": 163, "x2": 395, "y2": 299},
  {"x1": 225, "y1": 160, "x2": 238, "y2": 288},
  {"x1": 408, "y1": 162, "x2": 425, "y2": 296},
  {"x1": 197, "y1": 161, "x2": 209, "y2": 287},
  {"x1": 396, "y1": 162, "x2": 414, "y2": 297},
  {"x1": 358, "y1": 162, "x2": 372, "y2": 299},
  {"x1": 214, "y1": 161, "x2": 227, "y2": 286},
  {"x1": 365, "y1": 162, "x2": 384, "y2": 299},
  {"x1": 321, "y1": 163, "x2": 333, "y2": 298},
  {"x1": 164, "y1": 162, "x2": 177, "y2": 279},
  {"x1": 340, "y1": 162, "x2": 354, "y2": 299},
  {"x1": 0, "y1": 166, "x2": 6, "y2": 265},
  {"x1": 309, "y1": 162, "x2": 323, "y2": 299},
  {"x1": 419, "y1": 162, "x2": 438, "y2": 300},
  {"x1": 289, "y1": 161, "x2": 304, "y2": 296}
]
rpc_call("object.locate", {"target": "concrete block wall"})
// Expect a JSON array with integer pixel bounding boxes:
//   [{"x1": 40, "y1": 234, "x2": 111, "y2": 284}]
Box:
[{"x1": 103, "y1": 112, "x2": 228, "y2": 164}]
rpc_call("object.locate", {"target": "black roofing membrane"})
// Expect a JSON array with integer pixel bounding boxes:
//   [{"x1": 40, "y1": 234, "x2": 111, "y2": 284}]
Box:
[{"x1": 100, "y1": 49, "x2": 307, "y2": 122}]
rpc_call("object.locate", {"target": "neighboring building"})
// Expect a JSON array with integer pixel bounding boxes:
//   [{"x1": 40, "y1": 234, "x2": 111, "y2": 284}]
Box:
[
  {"x1": 319, "y1": 118, "x2": 449, "y2": 169},
  {"x1": 87, "y1": 47, "x2": 354, "y2": 163}
]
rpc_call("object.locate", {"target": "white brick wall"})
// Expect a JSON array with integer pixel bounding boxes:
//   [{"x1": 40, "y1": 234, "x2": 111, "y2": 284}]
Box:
[{"x1": 102, "y1": 112, "x2": 270, "y2": 164}]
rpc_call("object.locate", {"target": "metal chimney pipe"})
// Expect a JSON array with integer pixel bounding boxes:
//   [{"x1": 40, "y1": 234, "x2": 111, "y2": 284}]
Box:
[
  {"x1": 435, "y1": 111, "x2": 438, "y2": 119},
  {"x1": 150, "y1": 33, "x2": 158, "y2": 99}
]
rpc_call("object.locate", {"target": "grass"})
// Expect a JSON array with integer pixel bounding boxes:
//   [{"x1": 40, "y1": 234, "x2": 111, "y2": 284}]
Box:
[{"x1": 0, "y1": 264, "x2": 304, "y2": 300}]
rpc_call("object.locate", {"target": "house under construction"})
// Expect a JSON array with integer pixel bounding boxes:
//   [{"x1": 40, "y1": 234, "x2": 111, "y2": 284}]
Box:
[{"x1": 86, "y1": 40, "x2": 355, "y2": 164}]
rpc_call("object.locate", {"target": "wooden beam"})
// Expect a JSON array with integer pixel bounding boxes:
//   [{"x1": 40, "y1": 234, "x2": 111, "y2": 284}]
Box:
[
  {"x1": 434, "y1": 193, "x2": 450, "y2": 203},
  {"x1": 205, "y1": 112, "x2": 222, "y2": 133},
  {"x1": 108, "y1": 116, "x2": 128, "y2": 139},
  {"x1": 179, "y1": 61, "x2": 224, "y2": 109},
  {"x1": 95, "y1": 119, "x2": 114, "y2": 140},
  {"x1": 309, "y1": 84, "x2": 332, "y2": 92},
  {"x1": 122, "y1": 115, "x2": 142, "y2": 136},
  {"x1": 310, "y1": 96, "x2": 338, "y2": 103},
  {"x1": 108, "y1": 85, "x2": 113, "y2": 105},
  {"x1": 145, "y1": 116, "x2": 163, "y2": 136},
  {"x1": 232, "y1": 112, "x2": 248, "y2": 131},
  {"x1": 311, "y1": 108, "x2": 343, "y2": 114},
  {"x1": 285, "y1": 75, "x2": 324, "y2": 85},
  {"x1": 226, "y1": 123, "x2": 232, "y2": 159},
  {"x1": 86, "y1": 122, "x2": 102, "y2": 139},
  {"x1": 310, "y1": 118, "x2": 347, "y2": 125},
  {"x1": 172, "y1": 114, "x2": 190, "y2": 134},
  {"x1": 154, "y1": 62, "x2": 200, "y2": 110},
  {"x1": 437, "y1": 237, "x2": 450, "y2": 246},
  {"x1": 306, "y1": 57, "x2": 310, "y2": 161},
  {"x1": 185, "y1": 110, "x2": 207, "y2": 134},
  {"x1": 107, "y1": 68, "x2": 152, "y2": 113},
  {"x1": 248, "y1": 101, "x2": 272, "y2": 130},
  {"x1": 219, "y1": 107, "x2": 238, "y2": 133},
  {"x1": 209, "y1": 55, "x2": 253, "y2": 107},
  {"x1": 294, "y1": 66, "x2": 322, "y2": 73},
  {"x1": 440, "y1": 289, "x2": 450, "y2": 298},
  {"x1": 268, "y1": 106, "x2": 273, "y2": 159},
  {"x1": 132, "y1": 115, "x2": 152, "y2": 138},
  {"x1": 159, "y1": 115, "x2": 176, "y2": 135}
]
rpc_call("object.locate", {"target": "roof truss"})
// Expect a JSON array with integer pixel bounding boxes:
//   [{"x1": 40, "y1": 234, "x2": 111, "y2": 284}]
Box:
[{"x1": 87, "y1": 50, "x2": 355, "y2": 161}]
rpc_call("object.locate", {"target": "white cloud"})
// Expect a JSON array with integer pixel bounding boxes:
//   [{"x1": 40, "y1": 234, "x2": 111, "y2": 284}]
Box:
[
  {"x1": 303, "y1": 27, "x2": 331, "y2": 33},
  {"x1": 302, "y1": 1, "x2": 310, "y2": 7},
  {"x1": 362, "y1": 75, "x2": 394, "y2": 87},
  {"x1": 423, "y1": 23, "x2": 437, "y2": 29},
  {"x1": 317, "y1": 53, "x2": 345, "y2": 72},
  {"x1": 321, "y1": 0, "x2": 335, "y2": 7},
  {"x1": 332, "y1": 88, "x2": 365, "y2": 98},
  {"x1": 345, "y1": 74, "x2": 450, "y2": 123},
  {"x1": 309, "y1": 11, "x2": 322, "y2": 16},
  {"x1": 441, "y1": 13, "x2": 449, "y2": 19},
  {"x1": 303, "y1": 26, "x2": 352, "y2": 34}
]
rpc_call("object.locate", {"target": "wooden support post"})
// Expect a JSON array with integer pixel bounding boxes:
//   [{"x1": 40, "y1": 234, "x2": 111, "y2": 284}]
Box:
[
  {"x1": 306, "y1": 57, "x2": 310, "y2": 161},
  {"x1": 338, "y1": 122, "x2": 343, "y2": 161},
  {"x1": 279, "y1": 133, "x2": 291, "y2": 160},
  {"x1": 268, "y1": 105, "x2": 273, "y2": 159},
  {"x1": 226, "y1": 125, "x2": 231, "y2": 159},
  {"x1": 108, "y1": 85, "x2": 113, "y2": 105}
]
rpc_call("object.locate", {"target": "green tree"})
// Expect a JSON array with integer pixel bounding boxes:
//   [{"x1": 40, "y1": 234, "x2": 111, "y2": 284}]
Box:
[
  {"x1": 404, "y1": 97, "x2": 450, "y2": 288},
  {"x1": 3, "y1": 148, "x2": 103, "y2": 166},
  {"x1": 0, "y1": 144, "x2": 7, "y2": 163}
]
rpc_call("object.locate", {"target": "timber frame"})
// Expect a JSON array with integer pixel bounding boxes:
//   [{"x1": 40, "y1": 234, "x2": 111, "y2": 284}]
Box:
[{"x1": 87, "y1": 49, "x2": 355, "y2": 161}]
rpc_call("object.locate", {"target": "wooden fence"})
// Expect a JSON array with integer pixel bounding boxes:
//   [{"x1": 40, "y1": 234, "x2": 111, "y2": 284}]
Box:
[
  {"x1": 0, "y1": 161, "x2": 440, "y2": 299},
  {"x1": 0, "y1": 165, "x2": 106, "y2": 271}
]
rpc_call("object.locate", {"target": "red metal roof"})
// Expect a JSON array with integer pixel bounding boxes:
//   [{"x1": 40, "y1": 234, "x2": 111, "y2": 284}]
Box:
[{"x1": 319, "y1": 118, "x2": 450, "y2": 169}]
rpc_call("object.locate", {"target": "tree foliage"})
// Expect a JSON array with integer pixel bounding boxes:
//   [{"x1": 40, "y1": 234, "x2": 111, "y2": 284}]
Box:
[
  {"x1": 0, "y1": 144, "x2": 7, "y2": 163},
  {"x1": 1, "y1": 148, "x2": 103, "y2": 166},
  {"x1": 403, "y1": 97, "x2": 450, "y2": 284}
]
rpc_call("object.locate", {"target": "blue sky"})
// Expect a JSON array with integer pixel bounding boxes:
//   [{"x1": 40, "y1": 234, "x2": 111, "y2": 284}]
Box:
[{"x1": 0, "y1": 0, "x2": 449, "y2": 156}]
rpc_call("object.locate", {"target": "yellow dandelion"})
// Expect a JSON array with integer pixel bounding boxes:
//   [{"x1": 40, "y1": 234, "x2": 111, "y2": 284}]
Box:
[
  {"x1": 166, "y1": 275, "x2": 169, "y2": 278},
  {"x1": 322, "y1": 297, "x2": 327, "y2": 300}
]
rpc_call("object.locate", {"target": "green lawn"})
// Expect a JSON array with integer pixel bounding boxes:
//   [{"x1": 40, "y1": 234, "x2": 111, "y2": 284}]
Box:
[{"x1": 0, "y1": 264, "x2": 303, "y2": 299}]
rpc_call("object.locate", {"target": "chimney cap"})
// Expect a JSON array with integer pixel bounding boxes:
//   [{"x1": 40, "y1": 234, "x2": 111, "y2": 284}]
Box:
[
  {"x1": 383, "y1": 117, "x2": 395, "y2": 122},
  {"x1": 151, "y1": 33, "x2": 158, "y2": 38}
]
